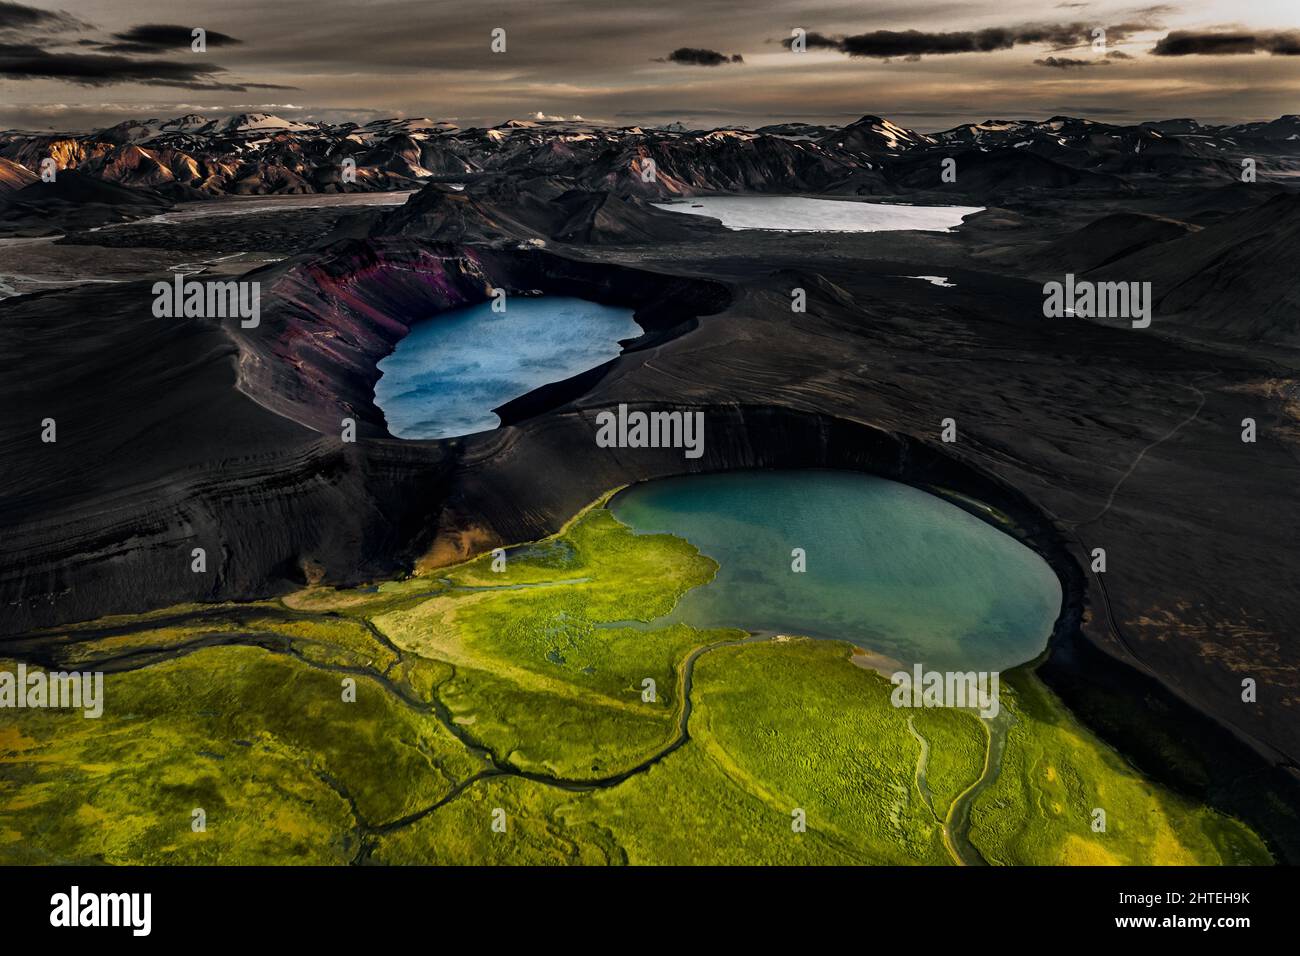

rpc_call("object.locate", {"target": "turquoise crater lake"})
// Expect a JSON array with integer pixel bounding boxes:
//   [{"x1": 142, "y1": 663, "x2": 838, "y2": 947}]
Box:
[
  {"x1": 375, "y1": 297, "x2": 641, "y2": 439},
  {"x1": 610, "y1": 470, "x2": 1062, "y2": 672}
]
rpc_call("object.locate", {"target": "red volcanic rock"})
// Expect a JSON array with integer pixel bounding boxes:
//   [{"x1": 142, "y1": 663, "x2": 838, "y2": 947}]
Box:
[
  {"x1": 0, "y1": 157, "x2": 37, "y2": 193},
  {"x1": 85, "y1": 144, "x2": 177, "y2": 188},
  {"x1": 228, "y1": 237, "x2": 729, "y2": 437},
  {"x1": 232, "y1": 242, "x2": 496, "y2": 434}
]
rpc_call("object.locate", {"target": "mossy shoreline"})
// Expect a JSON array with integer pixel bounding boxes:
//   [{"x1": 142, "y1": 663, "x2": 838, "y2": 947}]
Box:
[{"x1": 0, "y1": 489, "x2": 1272, "y2": 865}]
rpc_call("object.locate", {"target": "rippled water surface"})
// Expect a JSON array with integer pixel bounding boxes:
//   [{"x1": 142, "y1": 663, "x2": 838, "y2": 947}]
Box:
[{"x1": 376, "y1": 297, "x2": 640, "y2": 439}]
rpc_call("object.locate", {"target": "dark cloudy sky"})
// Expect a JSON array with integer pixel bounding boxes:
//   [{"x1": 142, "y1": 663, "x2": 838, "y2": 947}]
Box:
[{"x1": 1, "y1": 0, "x2": 1296, "y2": 130}]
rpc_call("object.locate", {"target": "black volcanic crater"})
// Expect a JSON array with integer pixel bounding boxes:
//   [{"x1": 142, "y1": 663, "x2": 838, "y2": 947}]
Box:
[{"x1": 236, "y1": 237, "x2": 732, "y2": 437}]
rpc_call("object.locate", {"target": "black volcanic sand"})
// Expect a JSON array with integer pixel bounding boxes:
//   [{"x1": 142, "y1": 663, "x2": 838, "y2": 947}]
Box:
[
  {"x1": 54, "y1": 206, "x2": 377, "y2": 254},
  {"x1": 3, "y1": 187, "x2": 1299, "y2": 858}
]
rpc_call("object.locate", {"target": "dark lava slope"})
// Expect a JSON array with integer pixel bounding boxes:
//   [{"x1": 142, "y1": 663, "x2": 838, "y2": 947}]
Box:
[{"x1": 0, "y1": 171, "x2": 172, "y2": 235}]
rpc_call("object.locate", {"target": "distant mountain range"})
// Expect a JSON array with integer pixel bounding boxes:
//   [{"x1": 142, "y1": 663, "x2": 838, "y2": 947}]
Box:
[{"x1": 2, "y1": 111, "x2": 1297, "y2": 201}]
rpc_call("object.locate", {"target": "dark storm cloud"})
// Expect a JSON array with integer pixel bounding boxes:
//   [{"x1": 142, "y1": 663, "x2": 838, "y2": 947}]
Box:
[
  {"x1": 842, "y1": 29, "x2": 1019, "y2": 57},
  {"x1": 0, "y1": 1, "x2": 87, "y2": 32},
  {"x1": 658, "y1": 47, "x2": 743, "y2": 66},
  {"x1": 794, "y1": 31, "x2": 843, "y2": 51},
  {"x1": 0, "y1": 41, "x2": 293, "y2": 90},
  {"x1": 784, "y1": 19, "x2": 1161, "y2": 59},
  {"x1": 0, "y1": 10, "x2": 287, "y2": 93},
  {"x1": 97, "y1": 24, "x2": 242, "y2": 54},
  {"x1": 1034, "y1": 55, "x2": 1109, "y2": 68},
  {"x1": 1151, "y1": 30, "x2": 1300, "y2": 56}
]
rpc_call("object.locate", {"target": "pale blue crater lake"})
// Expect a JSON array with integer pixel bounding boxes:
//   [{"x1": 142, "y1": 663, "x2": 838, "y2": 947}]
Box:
[
  {"x1": 611, "y1": 470, "x2": 1062, "y2": 672},
  {"x1": 375, "y1": 297, "x2": 641, "y2": 439},
  {"x1": 651, "y1": 196, "x2": 983, "y2": 233}
]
